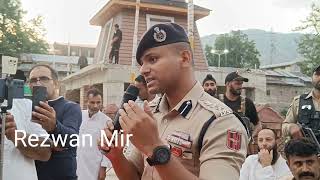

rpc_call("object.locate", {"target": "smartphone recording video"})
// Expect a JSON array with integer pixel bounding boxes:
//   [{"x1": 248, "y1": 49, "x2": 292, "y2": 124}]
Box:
[{"x1": 32, "y1": 86, "x2": 48, "y2": 113}]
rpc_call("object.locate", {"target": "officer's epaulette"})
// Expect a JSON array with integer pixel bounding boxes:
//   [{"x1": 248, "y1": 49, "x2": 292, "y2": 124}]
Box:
[{"x1": 198, "y1": 93, "x2": 233, "y2": 118}]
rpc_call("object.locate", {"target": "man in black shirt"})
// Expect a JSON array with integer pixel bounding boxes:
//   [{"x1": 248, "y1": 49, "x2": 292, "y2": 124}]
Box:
[
  {"x1": 222, "y1": 71, "x2": 259, "y2": 136},
  {"x1": 109, "y1": 24, "x2": 122, "y2": 64}
]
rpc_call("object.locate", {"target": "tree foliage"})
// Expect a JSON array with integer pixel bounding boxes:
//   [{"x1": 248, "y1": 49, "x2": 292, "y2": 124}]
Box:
[
  {"x1": 0, "y1": 0, "x2": 48, "y2": 57},
  {"x1": 205, "y1": 31, "x2": 260, "y2": 68},
  {"x1": 296, "y1": 3, "x2": 320, "y2": 76}
]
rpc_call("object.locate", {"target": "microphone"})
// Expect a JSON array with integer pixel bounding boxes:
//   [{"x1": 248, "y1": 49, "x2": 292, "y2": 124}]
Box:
[{"x1": 113, "y1": 85, "x2": 139, "y2": 130}]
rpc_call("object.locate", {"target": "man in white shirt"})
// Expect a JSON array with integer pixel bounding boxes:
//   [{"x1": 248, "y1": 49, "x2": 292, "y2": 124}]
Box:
[
  {"x1": 240, "y1": 128, "x2": 292, "y2": 180},
  {"x1": 4, "y1": 98, "x2": 52, "y2": 180},
  {"x1": 77, "y1": 88, "x2": 112, "y2": 180}
]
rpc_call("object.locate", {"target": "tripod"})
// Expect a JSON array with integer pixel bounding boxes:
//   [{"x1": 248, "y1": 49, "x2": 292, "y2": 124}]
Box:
[{"x1": 0, "y1": 108, "x2": 8, "y2": 180}]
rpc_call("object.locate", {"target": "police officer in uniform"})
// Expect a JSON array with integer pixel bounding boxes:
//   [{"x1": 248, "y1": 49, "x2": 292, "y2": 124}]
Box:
[
  {"x1": 100, "y1": 23, "x2": 248, "y2": 180},
  {"x1": 283, "y1": 65, "x2": 320, "y2": 142}
]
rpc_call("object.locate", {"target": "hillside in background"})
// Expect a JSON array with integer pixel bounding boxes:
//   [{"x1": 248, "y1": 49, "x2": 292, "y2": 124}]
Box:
[{"x1": 201, "y1": 29, "x2": 304, "y2": 66}]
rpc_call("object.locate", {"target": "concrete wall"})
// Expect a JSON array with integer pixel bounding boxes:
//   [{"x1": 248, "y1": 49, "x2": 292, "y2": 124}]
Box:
[
  {"x1": 265, "y1": 84, "x2": 312, "y2": 112},
  {"x1": 62, "y1": 65, "x2": 267, "y2": 109}
]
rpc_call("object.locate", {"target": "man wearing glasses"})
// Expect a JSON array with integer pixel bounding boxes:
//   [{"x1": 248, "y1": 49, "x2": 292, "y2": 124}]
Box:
[
  {"x1": 283, "y1": 65, "x2": 320, "y2": 143},
  {"x1": 28, "y1": 64, "x2": 82, "y2": 180}
]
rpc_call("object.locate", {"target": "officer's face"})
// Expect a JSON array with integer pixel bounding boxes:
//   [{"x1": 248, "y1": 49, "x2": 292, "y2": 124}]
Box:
[
  {"x1": 312, "y1": 71, "x2": 320, "y2": 90},
  {"x1": 257, "y1": 129, "x2": 276, "y2": 151},
  {"x1": 288, "y1": 155, "x2": 320, "y2": 180},
  {"x1": 139, "y1": 45, "x2": 181, "y2": 94},
  {"x1": 203, "y1": 80, "x2": 217, "y2": 96}
]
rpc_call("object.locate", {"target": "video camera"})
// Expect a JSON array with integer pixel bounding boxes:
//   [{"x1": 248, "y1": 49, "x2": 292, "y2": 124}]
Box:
[
  {"x1": 0, "y1": 54, "x2": 24, "y2": 112},
  {"x1": 0, "y1": 77, "x2": 24, "y2": 112}
]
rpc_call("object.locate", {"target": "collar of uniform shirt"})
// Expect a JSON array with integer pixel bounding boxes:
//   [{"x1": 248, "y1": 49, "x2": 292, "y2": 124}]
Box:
[{"x1": 158, "y1": 82, "x2": 204, "y2": 120}]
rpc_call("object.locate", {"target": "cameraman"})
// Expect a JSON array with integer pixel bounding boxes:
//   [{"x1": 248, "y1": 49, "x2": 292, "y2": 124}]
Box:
[
  {"x1": 28, "y1": 64, "x2": 82, "y2": 180},
  {"x1": 3, "y1": 71, "x2": 52, "y2": 180}
]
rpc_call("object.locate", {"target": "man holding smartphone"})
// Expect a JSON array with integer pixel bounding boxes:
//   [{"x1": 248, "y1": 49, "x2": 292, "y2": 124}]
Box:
[
  {"x1": 3, "y1": 71, "x2": 52, "y2": 180},
  {"x1": 28, "y1": 64, "x2": 82, "y2": 180}
]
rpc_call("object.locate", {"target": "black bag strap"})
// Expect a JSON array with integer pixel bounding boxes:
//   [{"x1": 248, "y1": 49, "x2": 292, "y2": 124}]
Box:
[
  {"x1": 197, "y1": 115, "x2": 216, "y2": 154},
  {"x1": 197, "y1": 113, "x2": 249, "y2": 154},
  {"x1": 233, "y1": 112, "x2": 251, "y2": 137}
]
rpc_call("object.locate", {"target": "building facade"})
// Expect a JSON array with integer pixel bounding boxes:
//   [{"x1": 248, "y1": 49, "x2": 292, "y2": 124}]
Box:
[{"x1": 61, "y1": 0, "x2": 312, "y2": 115}]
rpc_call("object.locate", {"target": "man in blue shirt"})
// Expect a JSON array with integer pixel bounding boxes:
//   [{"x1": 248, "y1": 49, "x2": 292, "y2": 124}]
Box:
[{"x1": 29, "y1": 64, "x2": 82, "y2": 180}]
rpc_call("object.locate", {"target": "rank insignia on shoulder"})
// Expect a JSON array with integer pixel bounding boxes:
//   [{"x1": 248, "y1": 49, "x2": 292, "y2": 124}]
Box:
[{"x1": 226, "y1": 130, "x2": 242, "y2": 151}]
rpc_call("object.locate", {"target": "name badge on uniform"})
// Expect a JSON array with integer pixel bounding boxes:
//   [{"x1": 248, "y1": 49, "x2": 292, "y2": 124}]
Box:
[
  {"x1": 166, "y1": 134, "x2": 192, "y2": 149},
  {"x1": 171, "y1": 131, "x2": 190, "y2": 141}
]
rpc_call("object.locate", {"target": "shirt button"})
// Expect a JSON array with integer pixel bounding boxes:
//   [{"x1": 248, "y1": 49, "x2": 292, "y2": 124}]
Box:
[{"x1": 163, "y1": 119, "x2": 168, "y2": 124}]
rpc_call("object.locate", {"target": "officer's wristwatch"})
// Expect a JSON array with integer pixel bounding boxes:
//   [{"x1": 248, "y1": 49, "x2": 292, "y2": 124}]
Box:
[{"x1": 146, "y1": 145, "x2": 171, "y2": 166}]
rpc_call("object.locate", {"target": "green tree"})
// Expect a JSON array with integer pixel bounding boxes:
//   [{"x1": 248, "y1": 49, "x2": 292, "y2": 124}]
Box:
[
  {"x1": 205, "y1": 31, "x2": 260, "y2": 68},
  {"x1": 296, "y1": 3, "x2": 320, "y2": 76},
  {"x1": 205, "y1": 45, "x2": 217, "y2": 66},
  {"x1": 0, "y1": 0, "x2": 48, "y2": 57}
]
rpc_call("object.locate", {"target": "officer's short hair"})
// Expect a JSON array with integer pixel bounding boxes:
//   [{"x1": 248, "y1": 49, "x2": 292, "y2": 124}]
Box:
[
  {"x1": 29, "y1": 64, "x2": 59, "y2": 80},
  {"x1": 172, "y1": 42, "x2": 192, "y2": 55},
  {"x1": 284, "y1": 138, "x2": 318, "y2": 159},
  {"x1": 87, "y1": 88, "x2": 102, "y2": 98},
  {"x1": 135, "y1": 75, "x2": 147, "y2": 86},
  {"x1": 115, "y1": 24, "x2": 119, "y2": 28},
  {"x1": 202, "y1": 74, "x2": 216, "y2": 85}
]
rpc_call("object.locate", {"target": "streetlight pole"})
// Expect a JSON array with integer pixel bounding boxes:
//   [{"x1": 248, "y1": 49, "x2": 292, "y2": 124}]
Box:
[
  {"x1": 218, "y1": 54, "x2": 221, "y2": 68},
  {"x1": 211, "y1": 49, "x2": 229, "y2": 68}
]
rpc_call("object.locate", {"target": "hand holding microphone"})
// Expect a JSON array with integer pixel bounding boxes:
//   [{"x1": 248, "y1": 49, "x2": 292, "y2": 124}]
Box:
[
  {"x1": 99, "y1": 85, "x2": 164, "y2": 158},
  {"x1": 113, "y1": 85, "x2": 139, "y2": 130},
  {"x1": 99, "y1": 85, "x2": 139, "y2": 156}
]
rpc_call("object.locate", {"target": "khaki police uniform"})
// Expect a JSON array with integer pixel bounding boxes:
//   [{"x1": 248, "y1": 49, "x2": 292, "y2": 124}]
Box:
[
  {"x1": 149, "y1": 95, "x2": 161, "y2": 108},
  {"x1": 283, "y1": 91, "x2": 320, "y2": 137},
  {"x1": 128, "y1": 82, "x2": 249, "y2": 180}
]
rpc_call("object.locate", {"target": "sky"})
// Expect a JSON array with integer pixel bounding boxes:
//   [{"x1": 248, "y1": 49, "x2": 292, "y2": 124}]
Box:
[{"x1": 20, "y1": 0, "x2": 316, "y2": 45}]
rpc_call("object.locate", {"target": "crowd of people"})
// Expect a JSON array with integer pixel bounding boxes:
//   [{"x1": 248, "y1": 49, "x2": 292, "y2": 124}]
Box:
[{"x1": 2, "y1": 22, "x2": 319, "y2": 180}]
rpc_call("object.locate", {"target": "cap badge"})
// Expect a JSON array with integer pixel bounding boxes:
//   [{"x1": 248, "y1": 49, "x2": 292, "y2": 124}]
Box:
[{"x1": 153, "y1": 27, "x2": 166, "y2": 42}]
